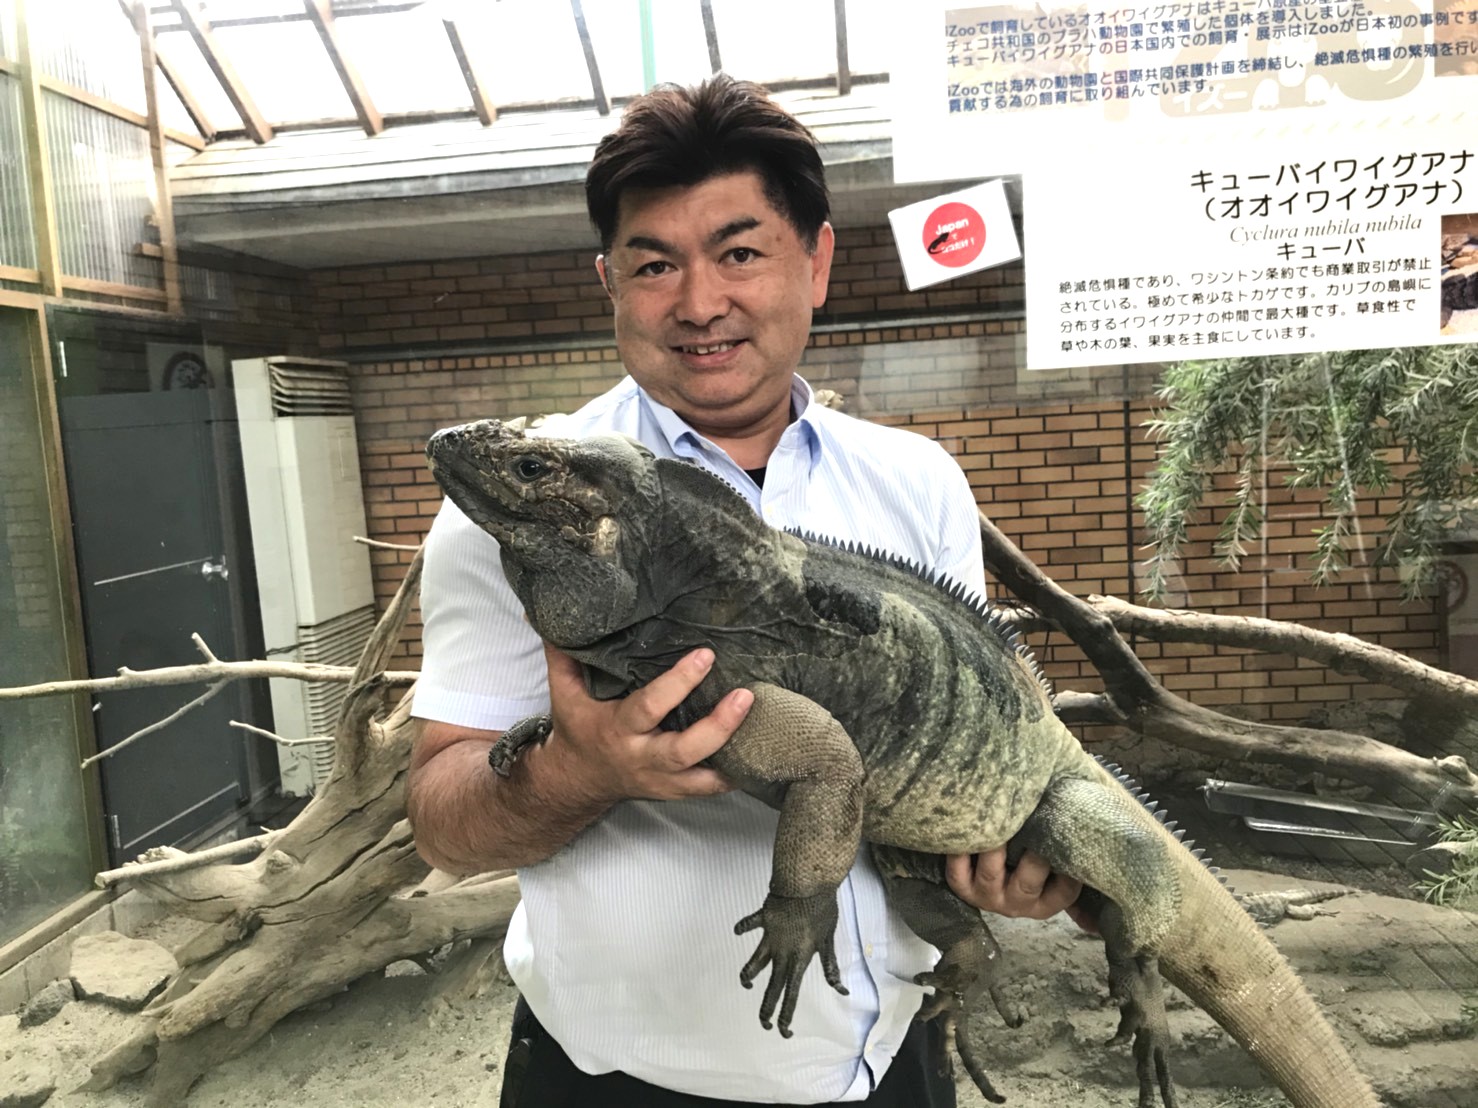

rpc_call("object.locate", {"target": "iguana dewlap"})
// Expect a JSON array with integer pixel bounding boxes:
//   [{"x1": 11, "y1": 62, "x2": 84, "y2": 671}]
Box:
[{"x1": 426, "y1": 419, "x2": 1380, "y2": 1108}]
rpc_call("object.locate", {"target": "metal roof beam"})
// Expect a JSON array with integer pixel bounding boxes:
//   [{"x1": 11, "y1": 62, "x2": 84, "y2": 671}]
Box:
[
  {"x1": 569, "y1": 0, "x2": 609, "y2": 116},
  {"x1": 701, "y1": 0, "x2": 722, "y2": 74},
  {"x1": 834, "y1": 0, "x2": 851, "y2": 96},
  {"x1": 443, "y1": 17, "x2": 495, "y2": 126},
  {"x1": 304, "y1": 0, "x2": 383, "y2": 136},
  {"x1": 147, "y1": 2, "x2": 425, "y2": 32},
  {"x1": 173, "y1": 0, "x2": 274, "y2": 144}
]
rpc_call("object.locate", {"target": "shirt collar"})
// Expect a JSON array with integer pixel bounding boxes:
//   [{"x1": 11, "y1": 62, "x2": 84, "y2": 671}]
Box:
[{"x1": 636, "y1": 375, "x2": 822, "y2": 470}]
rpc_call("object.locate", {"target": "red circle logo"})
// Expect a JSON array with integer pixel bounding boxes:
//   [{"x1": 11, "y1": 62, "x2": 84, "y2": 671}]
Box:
[{"x1": 922, "y1": 202, "x2": 985, "y2": 268}]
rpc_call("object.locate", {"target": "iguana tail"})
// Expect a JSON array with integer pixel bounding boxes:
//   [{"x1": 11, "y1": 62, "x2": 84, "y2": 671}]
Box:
[
  {"x1": 1019, "y1": 759, "x2": 1380, "y2": 1108},
  {"x1": 1155, "y1": 848, "x2": 1381, "y2": 1107}
]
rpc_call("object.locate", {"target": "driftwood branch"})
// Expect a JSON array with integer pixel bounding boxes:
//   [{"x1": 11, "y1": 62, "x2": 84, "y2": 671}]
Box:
[
  {"x1": 354, "y1": 534, "x2": 421, "y2": 552},
  {"x1": 229, "y1": 720, "x2": 330, "y2": 747},
  {"x1": 1086, "y1": 594, "x2": 1478, "y2": 714},
  {"x1": 96, "y1": 833, "x2": 281, "y2": 888},
  {"x1": 977, "y1": 512, "x2": 1478, "y2": 813},
  {"x1": 79, "y1": 681, "x2": 229, "y2": 770},
  {"x1": 0, "y1": 659, "x2": 418, "y2": 702}
]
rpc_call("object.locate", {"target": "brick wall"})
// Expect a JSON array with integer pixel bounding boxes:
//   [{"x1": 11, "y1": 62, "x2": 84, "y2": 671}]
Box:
[
  {"x1": 318, "y1": 228, "x2": 1443, "y2": 761},
  {"x1": 309, "y1": 226, "x2": 1023, "y2": 356}
]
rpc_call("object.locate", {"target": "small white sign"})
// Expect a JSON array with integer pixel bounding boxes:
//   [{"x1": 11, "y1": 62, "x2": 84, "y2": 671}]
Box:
[{"x1": 888, "y1": 179, "x2": 1021, "y2": 291}]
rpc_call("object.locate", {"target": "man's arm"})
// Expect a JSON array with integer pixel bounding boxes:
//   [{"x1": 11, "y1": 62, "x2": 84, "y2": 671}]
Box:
[{"x1": 407, "y1": 645, "x2": 752, "y2": 875}]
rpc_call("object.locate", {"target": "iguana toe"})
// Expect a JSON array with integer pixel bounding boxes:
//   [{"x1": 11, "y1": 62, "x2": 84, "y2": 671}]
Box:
[
  {"x1": 736, "y1": 892, "x2": 847, "y2": 1036},
  {"x1": 1102, "y1": 944, "x2": 1179, "y2": 1108},
  {"x1": 487, "y1": 714, "x2": 553, "y2": 778}
]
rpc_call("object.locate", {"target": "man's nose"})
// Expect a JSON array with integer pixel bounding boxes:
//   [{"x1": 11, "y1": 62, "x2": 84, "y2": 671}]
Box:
[{"x1": 673, "y1": 264, "x2": 730, "y2": 326}]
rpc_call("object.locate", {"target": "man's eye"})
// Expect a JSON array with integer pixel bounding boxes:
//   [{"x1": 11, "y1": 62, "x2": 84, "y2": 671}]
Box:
[
  {"x1": 728, "y1": 248, "x2": 758, "y2": 264},
  {"x1": 513, "y1": 457, "x2": 547, "y2": 481},
  {"x1": 635, "y1": 260, "x2": 672, "y2": 277}
]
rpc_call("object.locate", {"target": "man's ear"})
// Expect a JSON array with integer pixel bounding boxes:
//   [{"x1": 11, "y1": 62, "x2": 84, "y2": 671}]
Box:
[
  {"x1": 809, "y1": 222, "x2": 835, "y2": 310},
  {"x1": 595, "y1": 255, "x2": 614, "y2": 297}
]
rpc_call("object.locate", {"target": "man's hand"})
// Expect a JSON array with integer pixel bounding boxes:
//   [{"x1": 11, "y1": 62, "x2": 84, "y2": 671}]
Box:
[
  {"x1": 946, "y1": 848, "x2": 1096, "y2": 932},
  {"x1": 545, "y1": 643, "x2": 751, "y2": 804}
]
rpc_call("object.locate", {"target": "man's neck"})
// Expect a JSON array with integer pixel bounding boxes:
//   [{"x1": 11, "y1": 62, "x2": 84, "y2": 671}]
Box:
[{"x1": 687, "y1": 398, "x2": 797, "y2": 472}]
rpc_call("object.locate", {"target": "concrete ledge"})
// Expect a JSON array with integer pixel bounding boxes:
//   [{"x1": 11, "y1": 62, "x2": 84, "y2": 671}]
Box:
[{"x1": 0, "y1": 890, "x2": 167, "y2": 1015}]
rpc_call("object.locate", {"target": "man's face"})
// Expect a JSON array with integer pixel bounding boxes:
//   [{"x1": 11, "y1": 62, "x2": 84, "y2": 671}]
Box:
[{"x1": 597, "y1": 171, "x2": 833, "y2": 437}]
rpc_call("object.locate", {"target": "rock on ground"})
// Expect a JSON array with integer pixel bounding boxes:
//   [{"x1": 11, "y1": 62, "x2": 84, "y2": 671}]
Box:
[
  {"x1": 0, "y1": 868, "x2": 1472, "y2": 1107},
  {"x1": 18, "y1": 980, "x2": 75, "y2": 1030},
  {"x1": 68, "y1": 932, "x2": 175, "y2": 1013}
]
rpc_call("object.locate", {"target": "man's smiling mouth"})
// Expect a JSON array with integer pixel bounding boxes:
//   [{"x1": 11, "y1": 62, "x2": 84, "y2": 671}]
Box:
[{"x1": 675, "y1": 341, "x2": 742, "y2": 355}]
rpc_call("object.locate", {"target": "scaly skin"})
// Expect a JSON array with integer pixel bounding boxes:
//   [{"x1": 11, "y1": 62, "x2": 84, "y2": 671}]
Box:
[{"x1": 427, "y1": 419, "x2": 1381, "y2": 1108}]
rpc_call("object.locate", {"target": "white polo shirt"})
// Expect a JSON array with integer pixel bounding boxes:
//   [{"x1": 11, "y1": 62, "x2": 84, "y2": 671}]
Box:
[{"x1": 414, "y1": 374, "x2": 986, "y2": 1102}]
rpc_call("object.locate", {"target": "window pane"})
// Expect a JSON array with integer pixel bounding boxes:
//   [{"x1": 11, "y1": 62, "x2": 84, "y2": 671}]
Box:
[{"x1": 0, "y1": 310, "x2": 95, "y2": 942}]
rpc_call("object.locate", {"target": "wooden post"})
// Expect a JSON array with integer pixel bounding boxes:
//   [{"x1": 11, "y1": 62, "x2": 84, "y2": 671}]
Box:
[
  {"x1": 13, "y1": 0, "x2": 62, "y2": 296},
  {"x1": 174, "y1": 0, "x2": 274, "y2": 144},
  {"x1": 303, "y1": 0, "x2": 383, "y2": 136},
  {"x1": 132, "y1": 0, "x2": 181, "y2": 315}
]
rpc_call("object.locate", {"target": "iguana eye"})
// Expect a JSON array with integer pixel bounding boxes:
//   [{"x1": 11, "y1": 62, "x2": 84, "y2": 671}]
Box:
[{"x1": 513, "y1": 456, "x2": 548, "y2": 481}]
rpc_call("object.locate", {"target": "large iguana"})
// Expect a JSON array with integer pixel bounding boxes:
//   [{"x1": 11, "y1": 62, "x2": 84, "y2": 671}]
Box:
[{"x1": 425, "y1": 418, "x2": 1381, "y2": 1108}]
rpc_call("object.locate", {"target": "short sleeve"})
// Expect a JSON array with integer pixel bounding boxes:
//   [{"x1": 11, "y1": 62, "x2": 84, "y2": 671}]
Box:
[
  {"x1": 412, "y1": 496, "x2": 550, "y2": 730},
  {"x1": 929, "y1": 445, "x2": 987, "y2": 601}
]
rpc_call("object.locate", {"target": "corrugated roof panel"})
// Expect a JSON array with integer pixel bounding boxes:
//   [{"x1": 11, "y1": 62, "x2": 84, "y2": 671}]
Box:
[
  {"x1": 449, "y1": 0, "x2": 602, "y2": 107},
  {"x1": 45, "y1": 91, "x2": 160, "y2": 287},
  {"x1": 28, "y1": 0, "x2": 147, "y2": 113},
  {"x1": 708, "y1": 0, "x2": 849, "y2": 88},
  {"x1": 331, "y1": 8, "x2": 473, "y2": 116},
  {"x1": 153, "y1": 25, "x2": 246, "y2": 128},
  {"x1": 208, "y1": 20, "x2": 353, "y2": 125},
  {"x1": 0, "y1": 72, "x2": 37, "y2": 271},
  {"x1": 0, "y1": 0, "x2": 14, "y2": 60}
]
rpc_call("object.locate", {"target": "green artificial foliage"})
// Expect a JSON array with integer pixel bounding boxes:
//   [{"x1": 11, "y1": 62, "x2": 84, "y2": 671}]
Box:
[
  {"x1": 1139, "y1": 345, "x2": 1478, "y2": 601},
  {"x1": 1417, "y1": 813, "x2": 1478, "y2": 910}
]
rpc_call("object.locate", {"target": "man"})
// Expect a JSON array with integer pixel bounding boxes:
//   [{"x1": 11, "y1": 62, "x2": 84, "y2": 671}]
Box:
[{"x1": 407, "y1": 76, "x2": 1080, "y2": 1107}]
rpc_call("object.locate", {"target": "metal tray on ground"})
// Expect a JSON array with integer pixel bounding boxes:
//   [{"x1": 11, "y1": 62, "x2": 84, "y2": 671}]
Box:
[{"x1": 1201, "y1": 778, "x2": 1441, "y2": 865}]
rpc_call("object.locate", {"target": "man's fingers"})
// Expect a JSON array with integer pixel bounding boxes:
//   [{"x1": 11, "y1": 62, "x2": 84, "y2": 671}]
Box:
[
  {"x1": 617, "y1": 648, "x2": 716, "y2": 732},
  {"x1": 1008, "y1": 850, "x2": 1052, "y2": 899},
  {"x1": 653, "y1": 686, "x2": 752, "y2": 770}
]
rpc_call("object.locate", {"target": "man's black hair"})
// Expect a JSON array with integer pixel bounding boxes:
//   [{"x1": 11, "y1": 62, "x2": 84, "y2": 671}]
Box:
[{"x1": 585, "y1": 75, "x2": 830, "y2": 255}]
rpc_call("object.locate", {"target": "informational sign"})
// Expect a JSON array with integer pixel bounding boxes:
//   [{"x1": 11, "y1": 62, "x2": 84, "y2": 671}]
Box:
[
  {"x1": 887, "y1": 0, "x2": 1478, "y2": 368},
  {"x1": 888, "y1": 179, "x2": 1022, "y2": 290}
]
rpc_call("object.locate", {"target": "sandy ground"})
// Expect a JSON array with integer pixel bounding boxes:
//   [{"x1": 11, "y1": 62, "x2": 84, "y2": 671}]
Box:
[{"x1": 2, "y1": 864, "x2": 1475, "y2": 1108}]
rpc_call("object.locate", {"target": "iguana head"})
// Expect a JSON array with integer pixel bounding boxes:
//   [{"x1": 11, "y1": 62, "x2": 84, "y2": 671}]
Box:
[{"x1": 426, "y1": 419, "x2": 659, "y2": 647}]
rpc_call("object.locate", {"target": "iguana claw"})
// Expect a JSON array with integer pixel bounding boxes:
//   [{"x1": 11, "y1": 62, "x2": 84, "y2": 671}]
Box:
[
  {"x1": 1104, "y1": 948, "x2": 1180, "y2": 1108},
  {"x1": 735, "y1": 891, "x2": 847, "y2": 1037},
  {"x1": 488, "y1": 714, "x2": 553, "y2": 778}
]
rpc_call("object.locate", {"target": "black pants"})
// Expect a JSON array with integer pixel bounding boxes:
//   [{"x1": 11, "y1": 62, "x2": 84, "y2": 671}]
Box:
[{"x1": 498, "y1": 997, "x2": 957, "y2": 1108}]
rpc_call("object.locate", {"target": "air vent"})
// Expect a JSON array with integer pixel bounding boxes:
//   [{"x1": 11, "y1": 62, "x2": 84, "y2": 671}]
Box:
[
  {"x1": 267, "y1": 360, "x2": 352, "y2": 417},
  {"x1": 297, "y1": 604, "x2": 378, "y2": 787}
]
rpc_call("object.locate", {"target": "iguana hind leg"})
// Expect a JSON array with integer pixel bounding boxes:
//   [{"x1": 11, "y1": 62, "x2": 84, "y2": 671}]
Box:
[
  {"x1": 1099, "y1": 902, "x2": 1179, "y2": 1108},
  {"x1": 871, "y1": 845, "x2": 1012, "y2": 1105},
  {"x1": 708, "y1": 683, "x2": 865, "y2": 1038},
  {"x1": 1013, "y1": 773, "x2": 1185, "y2": 1108}
]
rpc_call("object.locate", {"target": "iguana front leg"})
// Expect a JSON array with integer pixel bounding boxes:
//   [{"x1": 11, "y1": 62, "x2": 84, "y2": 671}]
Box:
[
  {"x1": 487, "y1": 714, "x2": 553, "y2": 778},
  {"x1": 708, "y1": 682, "x2": 865, "y2": 1038}
]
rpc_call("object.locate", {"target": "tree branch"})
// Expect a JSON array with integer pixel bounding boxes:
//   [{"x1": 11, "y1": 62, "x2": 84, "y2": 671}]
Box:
[
  {"x1": 0, "y1": 659, "x2": 418, "y2": 702},
  {"x1": 96, "y1": 833, "x2": 281, "y2": 888},
  {"x1": 1086, "y1": 594, "x2": 1478, "y2": 714},
  {"x1": 79, "y1": 680, "x2": 229, "y2": 769},
  {"x1": 977, "y1": 512, "x2": 1478, "y2": 812},
  {"x1": 230, "y1": 720, "x2": 330, "y2": 747}
]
